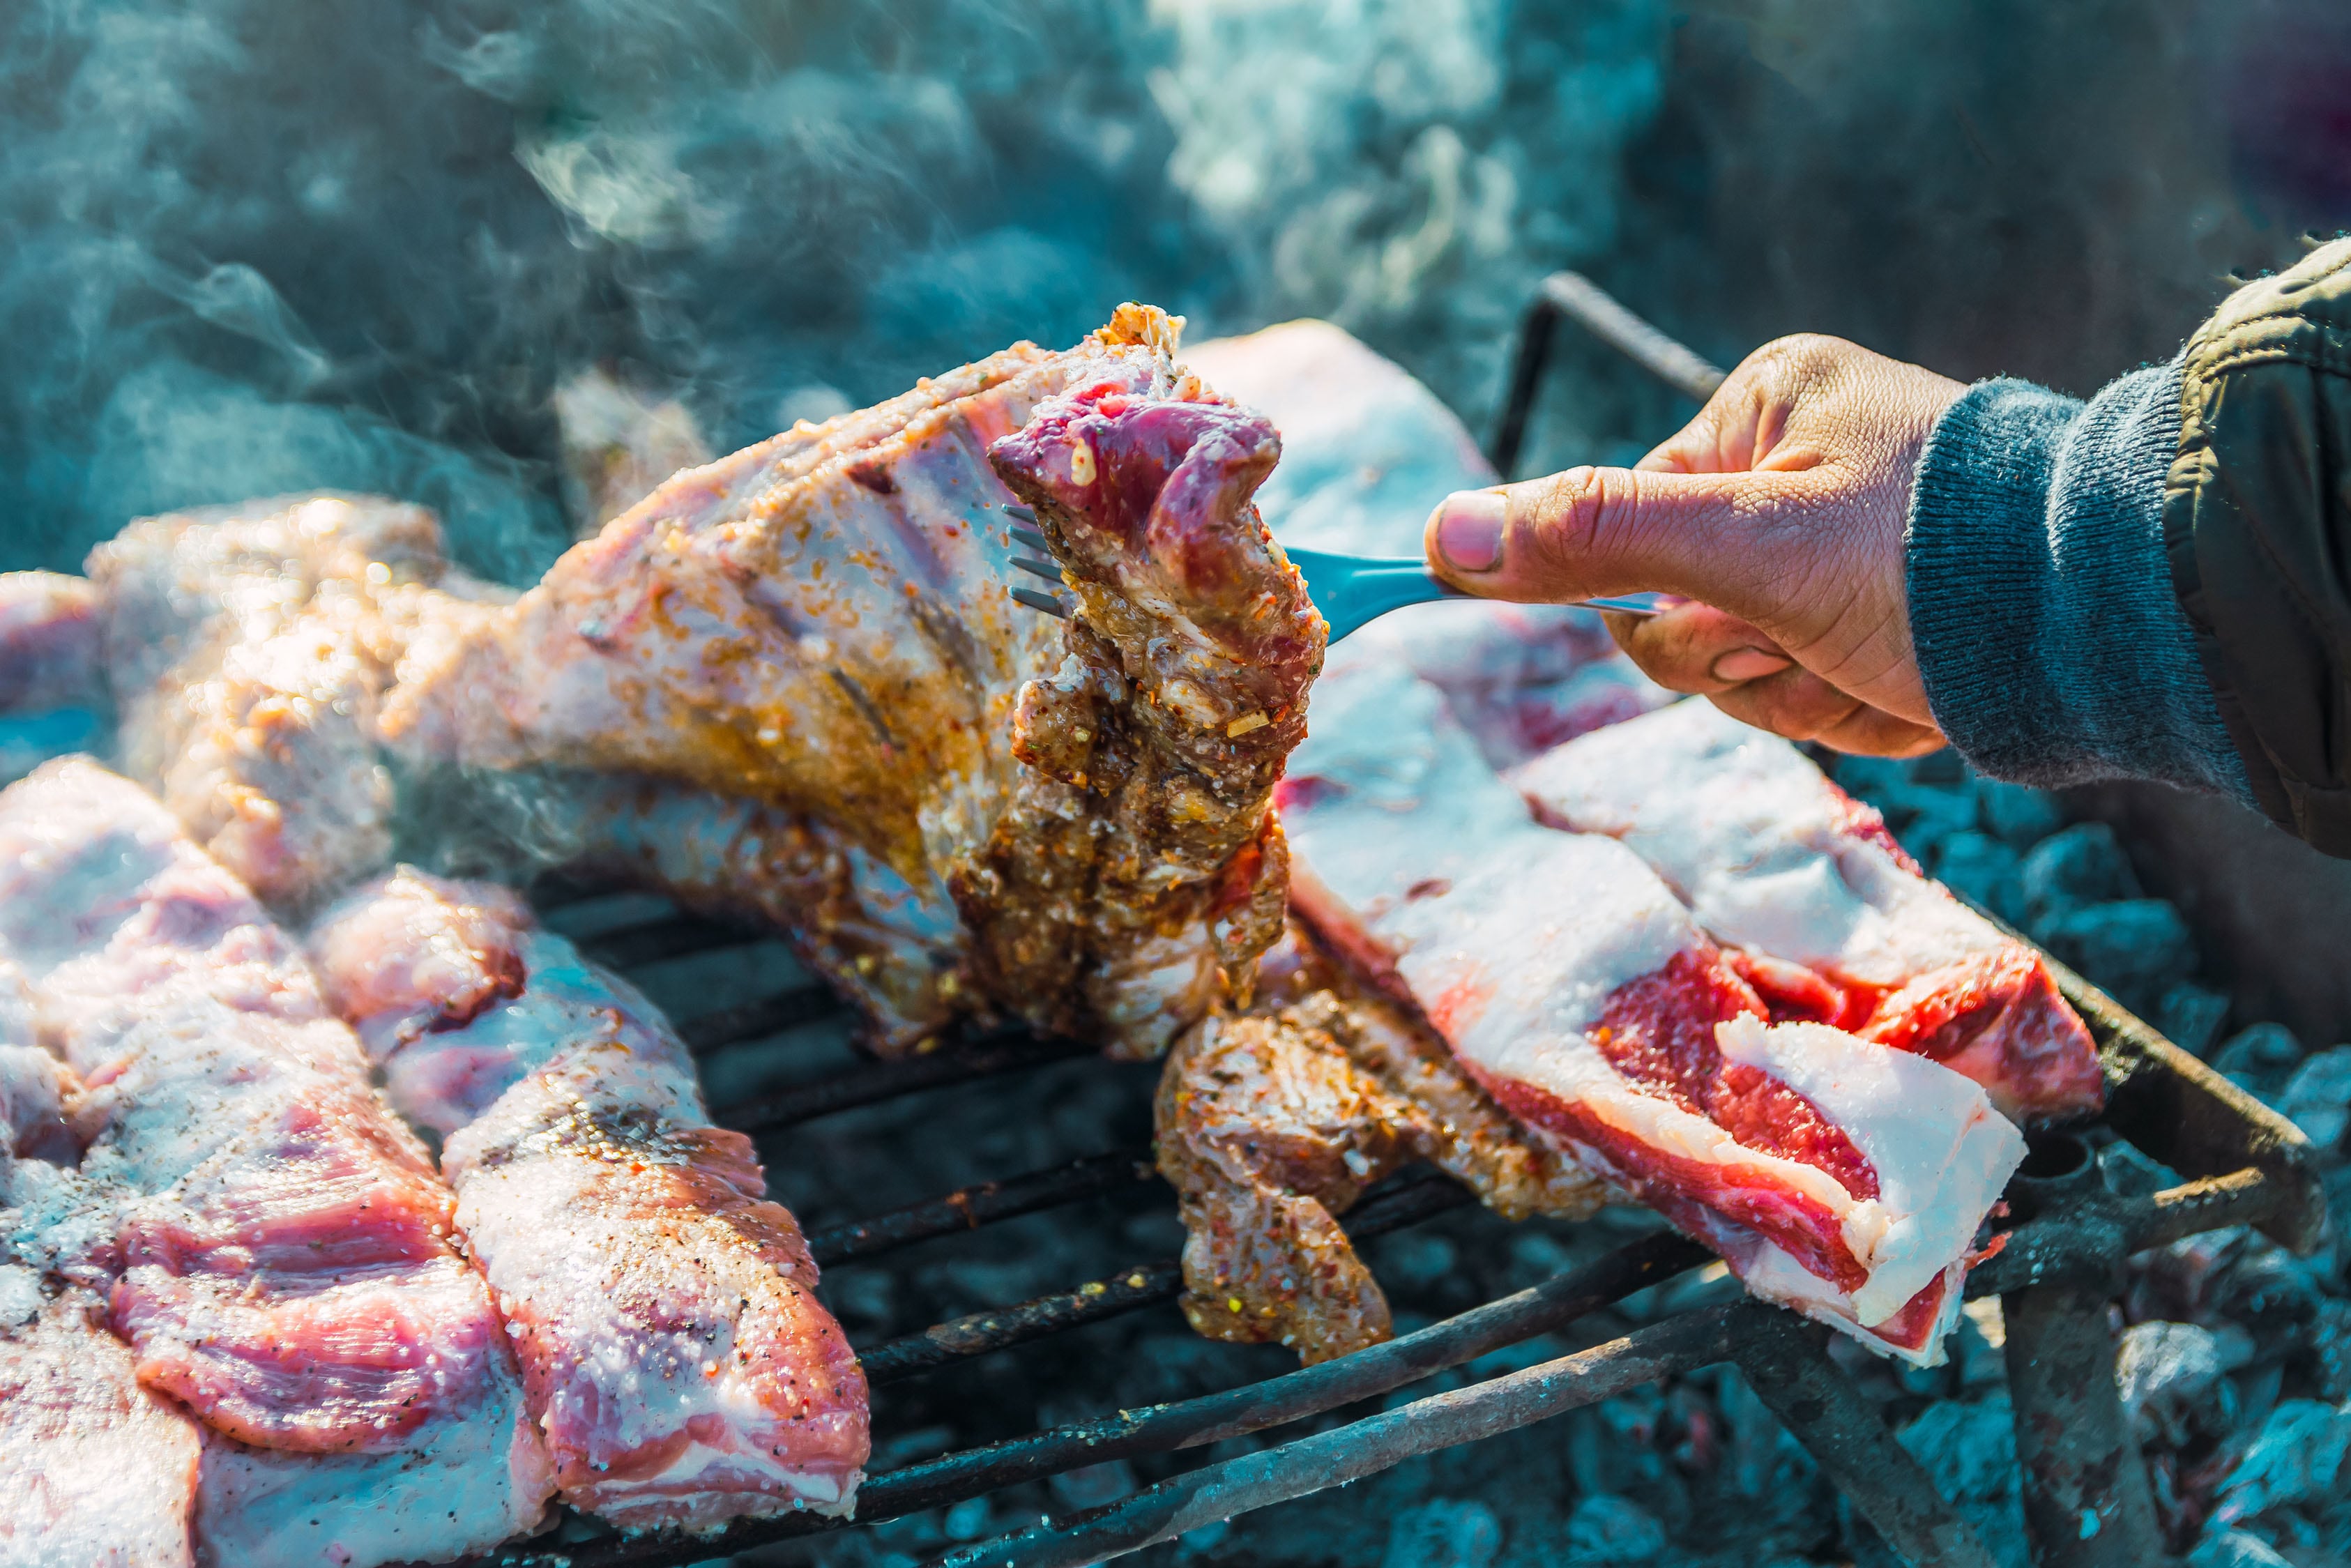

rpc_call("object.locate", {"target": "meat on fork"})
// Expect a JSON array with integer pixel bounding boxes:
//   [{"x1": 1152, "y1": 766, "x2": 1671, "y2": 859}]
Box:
[
  {"x1": 0, "y1": 758, "x2": 552, "y2": 1568},
  {"x1": 1510, "y1": 700, "x2": 2105, "y2": 1124},
  {"x1": 1277, "y1": 653, "x2": 2025, "y2": 1365},
  {"x1": 382, "y1": 306, "x2": 1322, "y2": 1057},
  {"x1": 308, "y1": 867, "x2": 870, "y2": 1529},
  {"x1": 1159, "y1": 941, "x2": 1601, "y2": 1363}
]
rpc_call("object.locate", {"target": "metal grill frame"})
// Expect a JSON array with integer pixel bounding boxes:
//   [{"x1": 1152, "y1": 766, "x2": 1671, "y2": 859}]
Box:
[{"x1": 453, "y1": 899, "x2": 2320, "y2": 1568}]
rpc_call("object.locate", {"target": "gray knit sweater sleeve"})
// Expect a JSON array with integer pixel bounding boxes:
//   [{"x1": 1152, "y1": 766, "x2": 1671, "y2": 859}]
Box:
[{"x1": 1904, "y1": 363, "x2": 2254, "y2": 804}]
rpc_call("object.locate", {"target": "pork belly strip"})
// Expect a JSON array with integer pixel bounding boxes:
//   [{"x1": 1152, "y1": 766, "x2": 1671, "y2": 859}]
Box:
[
  {"x1": 382, "y1": 306, "x2": 1318, "y2": 1058},
  {"x1": 1277, "y1": 655, "x2": 2023, "y2": 1363},
  {"x1": 1158, "y1": 953, "x2": 1600, "y2": 1364},
  {"x1": 1510, "y1": 699, "x2": 2103, "y2": 1124},
  {"x1": 309, "y1": 869, "x2": 870, "y2": 1529},
  {"x1": 0, "y1": 759, "x2": 551, "y2": 1564}
]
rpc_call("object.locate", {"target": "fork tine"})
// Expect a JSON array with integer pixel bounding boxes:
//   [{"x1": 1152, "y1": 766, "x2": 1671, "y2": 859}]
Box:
[
  {"x1": 1010, "y1": 556, "x2": 1064, "y2": 583},
  {"x1": 1010, "y1": 586, "x2": 1071, "y2": 619},
  {"x1": 1011, "y1": 526, "x2": 1052, "y2": 554},
  {"x1": 1004, "y1": 504, "x2": 1037, "y2": 524}
]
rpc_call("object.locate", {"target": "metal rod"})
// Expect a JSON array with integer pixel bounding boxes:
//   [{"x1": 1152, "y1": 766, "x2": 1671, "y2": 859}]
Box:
[
  {"x1": 1730, "y1": 1309, "x2": 1999, "y2": 1568},
  {"x1": 2001, "y1": 1280, "x2": 2165, "y2": 1568},
  {"x1": 806, "y1": 1149, "x2": 1158, "y2": 1268},
  {"x1": 855, "y1": 1169, "x2": 1475, "y2": 1385},
  {"x1": 678, "y1": 984, "x2": 841, "y2": 1054},
  {"x1": 578, "y1": 913, "x2": 763, "y2": 969},
  {"x1": 716, "y1": 1031, "x2": 1096, "y2": 1132},
  {"x1": 926, "y1": 1304, "x2": 1744, "y2": 1568},
  {"x1": 1488, "y1": 269, "x2": 1727, "y2": 476}
]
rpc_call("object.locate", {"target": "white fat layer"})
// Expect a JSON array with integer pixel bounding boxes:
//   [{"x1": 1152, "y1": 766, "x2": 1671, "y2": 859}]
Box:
[
  {"x1": 1512, "y1": 699, "x2": 2000, "y2": 986},
  {"x1": 1715, "y1": 1017, "x2": 2023, "y2": 1323},
  {"x1": 1735, "y1": 1247, "x2": 1969, "y2": 1369}
]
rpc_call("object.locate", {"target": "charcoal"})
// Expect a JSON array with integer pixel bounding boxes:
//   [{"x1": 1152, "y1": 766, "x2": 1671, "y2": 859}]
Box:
[
  {"x1": 2309, "y1": 1301, "x2": 2351, "y2": 1403},
  {"x1": 1978, "y1": 779, "x2": 2067, "y2": 848},
  {"x1": 1563, "y1": 1493, "x2": 1667, "y2": 1565},
  {"x1": 1896, "y1": 1394, "x2": 2032, "y2": 1568},
  {"x1": 1930, "y1": 830, "x2": 2025, "y2": 922},
  {"x1": 2019, "y1": 822, "x2": 2143, "y2": 927},
  {"x1": 2033, "y1": 898, "x2": 2196, "y2": 1016},
  {"x1": 1380, "y1": 1499, "x2": 1502, "y2": 1568},
  {"x1": 2157, "y1": 982, "x2": 2234, "y2": 1057},
  {"x1": 2211, "y1": 1023, "x2": 2308, "y2": 1102},
  {"x1": 2210, "y1": 1399, "x2": 2351, "y2": 1527},
  {"x1": 1899, "y1": 783, "x2": 1980, "y2": 862},
  {"x1": 2188, "y1": 1528, "x2": 2296, "y2": 1567},
  {"x1": 2278, "y1": 1046, "x2": 2351, "y2": 1153},
  {"x1": 1047, "y1": 1458, "x2": 1136, "y2": 1512},
  {"x1": 2118, "y1": 1321, "x2": 2236, "y2": 1447},
  {"x1": 941, "y1": 1495, "x2": 994, "y2": 1542}
]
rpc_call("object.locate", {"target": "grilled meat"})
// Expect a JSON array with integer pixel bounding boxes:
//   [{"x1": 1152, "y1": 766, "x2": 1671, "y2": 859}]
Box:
[
  {"x1": 0, "y1": 571, "x2": 106, "y2": 717},
  {"x1": 1510, "y1": 700, "x2": 2105, "y2": 1124},
  {"x1": 0, "y1": 759, "x2": 551, "y2": 1567},
  {"x1": 1278, "y1": 653, "x2": 2025, "y2": 1364},
  {"x1": 382, "y1": 306, "x2": 1320, "y2": 1056},
  {"x1": 1159, "y1": 941, "x2": 1600, "y2": 1363},
  {"x1": 310, "y1": 867, "x2": 870, "y2": 1528}
]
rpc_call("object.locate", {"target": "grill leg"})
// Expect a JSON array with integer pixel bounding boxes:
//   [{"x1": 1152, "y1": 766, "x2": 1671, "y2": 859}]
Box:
[
  {"x1": 1728, "y1": 1308, "x2": 1999, "y2": 1568},
  {"x1": 2001, "y1": 1283, "x2": 2164, "y2": 1567}
]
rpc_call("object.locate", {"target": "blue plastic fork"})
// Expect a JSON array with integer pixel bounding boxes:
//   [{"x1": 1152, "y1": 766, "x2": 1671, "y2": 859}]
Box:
[{"x1": 1000, "y1": 508, "x2": 1662, "y2": 642}]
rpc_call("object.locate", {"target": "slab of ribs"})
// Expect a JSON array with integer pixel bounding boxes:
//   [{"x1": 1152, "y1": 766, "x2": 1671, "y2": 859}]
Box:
[{"x1": 0, "y1": 306, "x2": 2104, "y2": 1561}]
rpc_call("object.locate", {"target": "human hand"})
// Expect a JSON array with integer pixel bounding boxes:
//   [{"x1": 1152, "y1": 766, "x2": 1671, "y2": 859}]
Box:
[{"x1": 1424, "y1": 335, "x2": 1965, "y2": 756}]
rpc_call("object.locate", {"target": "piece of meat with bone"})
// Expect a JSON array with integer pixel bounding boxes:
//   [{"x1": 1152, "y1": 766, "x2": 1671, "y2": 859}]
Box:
[
  {"x1": 0, "y1": 758, "x2": 552, "y2": 1567},
  {"x1": 1159, "y1": 942, "x2": 1601, "y2": 1363},
  {"x1": 82, "y1": 493, "x2": 461, "y2": 910},
  {"x1": 383, "y1": 305, "x2": 1321, "y2": 1057},
  {"x1": 308, "y1": 867, "x2": 870, "y2": 1529},
  {"x1": 1277, "y1": 654, "x2": 2025, "y2": 1364},
  {"x1": 1509, "y1": 699, "x2": 2105, "y2": 1125}
]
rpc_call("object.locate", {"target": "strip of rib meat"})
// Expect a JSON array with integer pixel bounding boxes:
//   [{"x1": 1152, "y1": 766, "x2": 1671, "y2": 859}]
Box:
[
  {"x1": 383, "y1": 306, "x2": 1321, "y2": 1058},
  {"x1": 309, "y1": 867, "x2": 871, "y2": 1529},
  {"x1": 1510, "y1": 699, "x2": 2104, "y2": 1124},
  {"x1": 0, "y1": 758, "x2": 552, "y2": 1567},
  {"x1": 82, "y1": 493, "x2": 455, "y2": 909},
  {"x1": 1277, "y1": 653, "x2": 2024, "y2": 1363},
  {"x1": 1159, "y1": 934, "x2": 1601, "y2": 1364}
]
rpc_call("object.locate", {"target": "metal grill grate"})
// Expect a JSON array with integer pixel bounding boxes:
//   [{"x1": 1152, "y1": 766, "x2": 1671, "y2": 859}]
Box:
[{"x1": 454, "y1": 895, "x2": 2322, "y2": 1568}]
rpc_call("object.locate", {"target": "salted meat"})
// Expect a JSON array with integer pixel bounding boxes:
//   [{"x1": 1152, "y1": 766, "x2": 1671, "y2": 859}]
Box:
[
  {"x1": 1278, "y1": 656, "x2": 2023, "y2": 1362},
  {"x1": 1159, "y1": 945, "x2": 1599, "y2": 1363},
  {"x1": 309, "y1": 868, "x2": 870, "y2": 1529},
  {"x1": 382, "y1": 305, "x2": 1321, "y2": 1058},
  {"x1": 0, "y1": 758, "x2": 551, "y2": 1567},
  {"x1": 1511, "y1": 699, "x2": 2105, "y2": 1123}
]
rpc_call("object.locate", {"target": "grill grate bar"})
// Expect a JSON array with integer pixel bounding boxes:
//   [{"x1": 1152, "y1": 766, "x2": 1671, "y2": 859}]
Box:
[
  {"x1": 717, "y1": 1029, "x2": 1097, "y2": 1132},
  {"x1": 577, "y1": 913, "x2": 765, "y2": 969},
  {"x1": 855, "y1": 1167, "x2": 1476, "y2": 1385},
  {"x1": 468, "y1": 1233, "x2": 1709, "y2": 1568},
  {"x1": 679, "y1": 984, "x2": 840, "y2": 1054},
  {"x1": 807, "y1": 1149, "x2": 1158, "y2": 1268}
]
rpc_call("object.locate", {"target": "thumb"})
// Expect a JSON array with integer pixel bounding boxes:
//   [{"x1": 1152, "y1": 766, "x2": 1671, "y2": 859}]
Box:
[{"x1": 1423, "y1": 464, "x2": 1823, "y2": 624}]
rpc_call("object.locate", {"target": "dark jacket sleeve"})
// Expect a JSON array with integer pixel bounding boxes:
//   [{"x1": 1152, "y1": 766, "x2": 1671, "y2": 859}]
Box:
[{"x1": 2165, "y1": 237, "x2": 2351, "y2": 855}]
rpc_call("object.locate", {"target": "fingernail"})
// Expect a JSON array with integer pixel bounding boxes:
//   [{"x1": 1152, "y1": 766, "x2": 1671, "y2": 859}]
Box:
[
  {"x1": 1712, "y1": 648, "x2": 1793, "y2": 682},
  {"x1": 1433, "y1": 491, "x2": 1507, "y2": 573}
]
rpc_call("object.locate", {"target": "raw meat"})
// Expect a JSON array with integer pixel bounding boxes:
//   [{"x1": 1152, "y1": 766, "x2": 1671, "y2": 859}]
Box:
[
  {"x1": 0, "y1": 758, "x2": 552, "y2": 1565},
  {"x1": 86, "y1": 494, "x2": 446, "y2": 908},
  {"x1": 309, "y1": 868, "x2": 871, "y2": 1529},
  {"x1": 1509, "y1": 699, "x2": 2105, "y2": 1124},
  {"x1": 1159, "y1": 937, "x2": 1600, "y2": 1363},
  {"x1": 0, "y1": 1280, "x2": 201, "y2": 1568},
  {"x1": 1277, "y1": 655, "x2": 2025, "y2": 1362},
  {"x1": 0, "y1": 570, "x2": 106, "y2": 715},
  {"x1": 383, "y1": 306, "x2": 1321, "y2": 1058}
]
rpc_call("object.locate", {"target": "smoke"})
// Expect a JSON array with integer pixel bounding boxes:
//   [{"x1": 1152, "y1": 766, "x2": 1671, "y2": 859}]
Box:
[{"x1": 0, "y1": 0, "x2": 1677, "y2": 581}]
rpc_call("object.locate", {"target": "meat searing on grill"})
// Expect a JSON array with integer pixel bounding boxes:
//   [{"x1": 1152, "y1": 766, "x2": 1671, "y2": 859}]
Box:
[
  {"x1": 1277, "y1": 653, "x2": 2026, "y2": 1363},
  {"x1": 1158, "y1": 929, "x2": 1601, "y2": 1363},
  {"x1": 83, "y1": 494, "x2": 510, "y2": 911},
  {"x1": 0, "y1": 570, "x2": 107, "y2": 717},
  {"x1": 381, "y1": 305, "x2": 1323, "y2": 1057},
  {"x1": 308, "y1": 867, "x2": 871, "y2": 1528},
  {"x1": 1510, "y1": 700, "x2": 2105, "y2": 1124},
  {"x1": 0, "y1": 759, "x2": 554, "y2": 1568}
]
